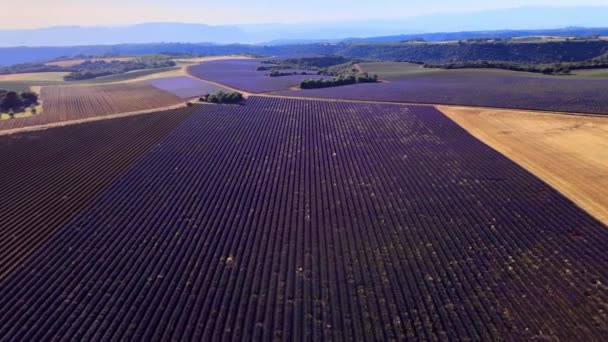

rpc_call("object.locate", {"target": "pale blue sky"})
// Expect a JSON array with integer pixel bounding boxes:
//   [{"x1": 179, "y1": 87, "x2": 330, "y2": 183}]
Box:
[{"x1": 3, "y1": 0, "x2": 608, "y2": 29}]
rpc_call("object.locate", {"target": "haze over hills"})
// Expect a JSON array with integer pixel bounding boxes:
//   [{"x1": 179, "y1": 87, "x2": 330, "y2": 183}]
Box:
[{"x1": 1, "y1": 6, "x2": 608, "y2": 47}]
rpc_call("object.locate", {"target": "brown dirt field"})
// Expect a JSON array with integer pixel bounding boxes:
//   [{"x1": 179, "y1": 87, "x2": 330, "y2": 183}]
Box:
[
  {"x1": 44, "y1": 57, "x2": 136, "y2": 67},
  {"x1": 439, "y1": 105, "x2": 608, "y2": 226},
  {"x1": 0, "y1": 83, "x2": 182, "y2": 132},
  {"x1": 0, "y1": 72, "x2": 69, "y2": 82}
]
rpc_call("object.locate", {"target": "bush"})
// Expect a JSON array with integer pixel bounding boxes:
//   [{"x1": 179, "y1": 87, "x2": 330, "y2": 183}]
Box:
[
  {"x1": 0, "y1": 89, "x2": 40, "y2": 113},
  {"x1": 1, "y1": 91, "x2": 23, "y2": 111},
  {"x1": 20, "y1": 92, "x2": 39, "y2": 107},
  {"x1": 300, "y1": 73, "x2": 379, "y2": 89},
  {"x1": 201, "y1": 90, "x2": 244, "y2": 104}
]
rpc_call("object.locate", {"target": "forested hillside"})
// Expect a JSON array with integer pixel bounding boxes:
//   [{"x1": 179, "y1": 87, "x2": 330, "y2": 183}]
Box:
[{"x1": 2, "y1": 39, "x2": 608, "y2": 66}]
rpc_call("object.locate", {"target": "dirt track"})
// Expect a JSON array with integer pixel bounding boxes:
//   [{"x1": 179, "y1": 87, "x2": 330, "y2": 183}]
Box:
[{"x1": 439, "y1": 105, "x2": 608, "y2": 226}]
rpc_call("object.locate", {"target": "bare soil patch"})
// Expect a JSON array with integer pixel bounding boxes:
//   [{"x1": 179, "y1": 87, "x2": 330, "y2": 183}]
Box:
[{"x1": 439, "y1": 105, "x2": 608, "y2": 226}]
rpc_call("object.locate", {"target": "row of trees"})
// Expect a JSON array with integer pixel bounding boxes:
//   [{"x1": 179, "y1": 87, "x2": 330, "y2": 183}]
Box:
[
  {"x1": 424, "y1": 58, "x2": 608, "y2": 75},
  {"x1": 262, "y1": 55, "x2": 351, "y2": 71},
  {"x1": 423, "y1": 61, "x2": 574, "y2": 75},
  {"x1": 64, "y1": 56, "x2": 176, "y2": 81},
  {"x1": 300, "y1": 73, "x2": 379, "y2": 89},
  {"x1": 268, "y1": 70, "x2": 311, "y2": 77},
  {"x1": 0, "y1": 90, "x2": 39, "y2": 117}
]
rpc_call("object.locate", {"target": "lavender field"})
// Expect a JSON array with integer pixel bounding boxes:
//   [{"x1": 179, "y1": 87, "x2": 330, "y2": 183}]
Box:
[
  {"x1": 188, "y1": 59, "x2": 329, "y2": 93},
  {"x1": 147, "y1": 76, "x2": 227, "y2": 99},
  {"x1": 1, "y1": 97, "x2": 607, "y2": 340},
  {"x1": 272, "y1": 74, "x2": 608, "y2": 114}
]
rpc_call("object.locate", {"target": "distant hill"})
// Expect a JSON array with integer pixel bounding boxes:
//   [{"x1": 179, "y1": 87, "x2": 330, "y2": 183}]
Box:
[
  {"x1": 349, "y1": 27, "x2": 608, "y2": 43},
  {"x1": 1, "y1": 6, "x2": 608, "y2": 48},
  {"x1": 0, "y1": 23, "x2": 244, "y2": 47},
  {"x1": 2, "y1": 39, "x2": 608, "y2": 67}
]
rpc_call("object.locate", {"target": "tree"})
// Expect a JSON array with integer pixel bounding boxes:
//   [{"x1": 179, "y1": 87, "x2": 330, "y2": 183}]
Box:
[
  {"x1": 20, "y1": 92, "x2": 39, "y2": 107},
  {"x1": 1, "y1": 91, "x2": 23, "y2": 111}
]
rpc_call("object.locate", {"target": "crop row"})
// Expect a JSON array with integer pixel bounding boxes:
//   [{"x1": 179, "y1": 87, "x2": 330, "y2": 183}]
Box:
[
  {"x1": 272, "y1": 74, "x2": 608, "y2": 115},
  {"x1": 0, "y1": 107, "x2": 193, "y2": 278},
  {"x1": 0, "y1": 82, "x2": 182, "y2": 132},
  {"x1": 187, "y1": 59, "x2": 330, "y2": 93},
  {"x1": 1, "y1": 97, "x2": 607, "y2": 340},
  {"x1": 147, "y1": 76, "x2": 227, "y2": 99}
]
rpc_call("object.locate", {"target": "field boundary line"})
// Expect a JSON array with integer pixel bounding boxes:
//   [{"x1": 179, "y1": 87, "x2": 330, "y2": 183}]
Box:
[
  {"x1": 438, "y1": 105, "x2": 608, "y2": 226},
  {"x1": 0, "y1": 100, "x2": 195, "y2": 136}
]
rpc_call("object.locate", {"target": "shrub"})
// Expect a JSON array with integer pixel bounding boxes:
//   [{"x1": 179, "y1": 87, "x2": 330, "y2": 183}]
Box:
[{"x1": 201, "y1": 90, "x2": 244, "y2": 104}]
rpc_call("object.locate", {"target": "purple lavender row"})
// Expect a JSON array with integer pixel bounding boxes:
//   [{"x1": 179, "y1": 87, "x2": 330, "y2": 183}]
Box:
[
  {"x1": 272, "y1": 73, "x2": 608, "y2": 115},
  {"x1": 147, "y1": 76, "x2": 228, "y2": 99},
  {"x1": 188, "y1": 59, "x2": 330, "y2": 93},
  {"x1": 1, "y1": 97, "x2": 607, "y2": 340}
]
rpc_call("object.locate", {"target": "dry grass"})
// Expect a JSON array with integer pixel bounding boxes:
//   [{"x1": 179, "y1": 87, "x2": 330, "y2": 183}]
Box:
[
  {"x1": 0, "y1": 72, "x2": 70, "y2": 82},
  {"x1": 104, "y1": 56, "x2": 251, "y2": 84},
  {"x1": 172, "y1": 55, "x2": 249, "y2": 64},
  {"x1": 439, "y1": 105, "x2": 608, "y2": 226}
]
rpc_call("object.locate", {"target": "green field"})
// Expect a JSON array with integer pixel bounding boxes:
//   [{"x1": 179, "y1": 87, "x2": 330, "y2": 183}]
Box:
[
  {"x1": 81, "y1": 66, "x2": 180, "y2": 83},
  {"x1": 0, "y1": 66, "x2": 181, "y2": 93},
  {"x1": 359, "y1": 62, "x2": 608, "y2": 80}
]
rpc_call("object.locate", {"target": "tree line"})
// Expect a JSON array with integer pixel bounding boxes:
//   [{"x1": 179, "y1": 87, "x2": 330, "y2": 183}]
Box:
[
  {"x1": 301, "y1": 73, "x2": 379, "y2": 89},
  {"x1": 423, "y1": 53, "x2": 608, "y2": 75}
]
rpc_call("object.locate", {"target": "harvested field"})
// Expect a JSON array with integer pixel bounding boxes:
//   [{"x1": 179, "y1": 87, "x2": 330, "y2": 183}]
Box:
[
  {"x1": 1, "y1": 97, "x2": 607, "y2": 340},
  {"x1": 0, "y1": 107, "x2": 193, "y2": 278},
  {"x1": 0, "y1": 83, "x2": 182, "y2": 131},
  {"x1": 439, "y1": 105, "x2": 608, "y2": 225},
  {"x1": 188, "y1": 59, "x2": 329, "y2": 93},
  {"x1": 272, "y1": 73, "x2": 608, "y2": 115},
  {"x1": 0, "y1": 72, "x2": 70, "y2": 82},
  {"x1": 147, "y1": 76, "x2": 227, "y2": 99}
]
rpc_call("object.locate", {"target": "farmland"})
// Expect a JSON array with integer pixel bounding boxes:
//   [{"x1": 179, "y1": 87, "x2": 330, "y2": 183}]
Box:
[
  {"x1": 0, "y1": 107, "x2": 194, "y2": 278},
  {"x1": 188, "y1": 59, "x2": 330, "y2": 93},
  {"x1": 0, "y1": 72, "x2": 71, "y2": 82},
  {"x1": 271, "y1": 73, "x2": 608, "y2": 115},
  {"x1": 0, "y1": 83, "x2": 182, "y2": 132},
  {"x1": 0, "y1": 97, "x2": 607, "y2": 340},
  {"x1": 44, "y1": 57, "x2": 136, "y2": 67},
  {"x1": 359, "y1": 61, "x2": 608, "y2": 80},
  {"x1": 147, "y1": 76, "x2": 227, "y2": 99},
  {"x1": 40, "y1": 83, "x2": 182, "y2": 119},
  {"x1": 439, "y1": 105, "x2": 608, "y2": 225}
]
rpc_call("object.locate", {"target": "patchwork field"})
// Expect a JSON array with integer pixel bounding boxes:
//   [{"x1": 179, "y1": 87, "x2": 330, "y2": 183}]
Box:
[
  {"x1": 0, "y1": 107, "x2": 194, "y2": 278},
  {"x1": 271, "y1": 73, "x2": 608, "y2": 115},
  {"x1": 439, "y1": 105, "x2": 608, "y2": 225},
  {"x1": 1, "y1": 97, "x2": 606, "y2": 340},
  {"x1": 359, "y1": 61, "x2": 608, "y2": 80},
  {"x1": 147, "y1": 76, "x2": 227, "y2": 99},
  {"x1": 0, "y1": 83, "x2": 184, "y2": 132},
  {"x1": 188, "y1": 59, "x2": 330, "y2": 93}
]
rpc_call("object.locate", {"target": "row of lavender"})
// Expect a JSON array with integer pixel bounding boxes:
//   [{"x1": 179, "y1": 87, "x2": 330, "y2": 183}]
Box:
[
  {"x1": 1, "y1": 97, "x2": 607, "y2": 340},
  {"x1": 272, "y1": 73, "x2": 608, "y2": 114},
  {"x1": 146, "y1": 76, "x2": 228, "y2": 99},
  {"x1": 187, "y1": 59, "x2": 330, "y2": 93}
]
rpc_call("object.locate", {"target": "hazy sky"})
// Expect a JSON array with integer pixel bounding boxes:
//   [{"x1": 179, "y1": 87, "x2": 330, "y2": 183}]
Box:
[{"x1": 2, "y1": 0, "x2": 608, "y2": 29}]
